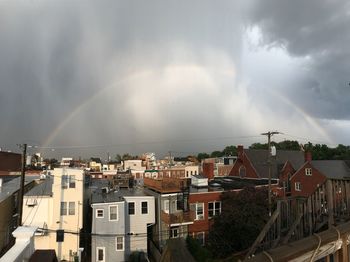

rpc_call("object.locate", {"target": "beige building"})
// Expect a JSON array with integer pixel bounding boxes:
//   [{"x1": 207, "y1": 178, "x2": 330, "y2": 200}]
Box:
[{"x1": 22, "y1": 168, "x2": 84, "y2": 261}]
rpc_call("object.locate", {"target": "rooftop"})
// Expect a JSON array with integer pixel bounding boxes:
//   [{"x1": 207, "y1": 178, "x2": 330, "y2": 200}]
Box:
[
  {"x1": 25, "y1": 176, "x2": 53, "y2": 197},
  {"x1": 0, "y1": 176, "x2": 37, "y2": 202},
  {"x1": 312, "y1": 160, "x2": 350, "y2": 179}
]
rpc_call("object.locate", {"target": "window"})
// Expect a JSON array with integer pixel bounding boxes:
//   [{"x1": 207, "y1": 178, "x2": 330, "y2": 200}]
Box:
[
  {"x1": 128, "y1": 202, "x2": 135, "y2": 215},
  {"x1": 295, "y1": 182, "x2": 301, "y2": 191},
  {"x1": 190, "y1": 203, "x2": 204, "y2": 220},
  {"x1": 116, "y1": 236, "x2": 124, "y2": 251},
  {"x1": 60, "y1": 202, "x2": 67, "y2": 216},
  {"x1": 239, "y1": 166, "x2": 246, "y2": 178},
  {"x1": 208, "y1": 201, "x2": 221, "y2": 218},
  {"x1": 305, "y1": 168, "x2": 312, "y2": 176},
  {"x1": 141, "y1": 201, "x2": 148, "y2": 214},
  {"x1": 61, "y1": 202, "x2": 75, "y2": 216},
  {"x1": 96, "y1": 209, "x2": 104, "y2": 218},
  {"x1": 69, "y1": 202, "x2": 75, "y2": 215},
  {"x1": 96, "y1": 247, "x2": 105, "y2": 262},
  {"x1": 109, "y1": 205, "x2": 118, "y2": 221},
  {"x1": 170, "y1": 227, "x2": 179, "y2": 238},
  {"x1": 196, "y1": 232, "x2": 205, "y2": 246},
  {"x1": 164, "y1": 200, "x2": 170, "y2": 213},
  {"x1": 62, "y1": 175, "x2": 76, "y2": 189}
]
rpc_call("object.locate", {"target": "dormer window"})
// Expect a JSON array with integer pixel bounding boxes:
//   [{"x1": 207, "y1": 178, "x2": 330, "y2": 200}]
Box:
[
  {"x1": 305, "y1": 168, "x2": 312, "y2": 176},
  {"x1": 239, "y1": 166, "x2": 246, "y2": 178}
]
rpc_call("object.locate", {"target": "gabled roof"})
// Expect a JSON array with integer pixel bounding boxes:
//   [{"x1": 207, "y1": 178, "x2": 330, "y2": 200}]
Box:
[
  {"x1": 311, "y1": 160, "x2": 350, "y2": 179},
  {"x1": 244, "y1": 149, "x2": 305, "y2": 179}
]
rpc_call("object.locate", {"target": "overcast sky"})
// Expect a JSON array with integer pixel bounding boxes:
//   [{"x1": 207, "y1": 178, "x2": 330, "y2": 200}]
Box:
[{"x1": 1, "y1": 0, "x2": 349, "y2": 159}]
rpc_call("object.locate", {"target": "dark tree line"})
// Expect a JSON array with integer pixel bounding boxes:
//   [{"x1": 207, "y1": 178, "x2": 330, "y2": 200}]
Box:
[{"x1": 197, "y1": 140, "x2": 350, "y2": 161}]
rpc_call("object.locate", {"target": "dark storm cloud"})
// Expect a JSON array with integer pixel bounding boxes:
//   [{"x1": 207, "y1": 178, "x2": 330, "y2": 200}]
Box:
[
  {"x1": 247, "y1": 0, "x2": 350, "y2": 120},
  {"x1": 0, "y1": 1, "x2": 247, "y2": 156}
]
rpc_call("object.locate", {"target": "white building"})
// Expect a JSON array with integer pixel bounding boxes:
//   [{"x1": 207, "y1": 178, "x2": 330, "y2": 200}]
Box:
[{"x1": 22, "y1": 168, "x2": 84, "y2": 261}]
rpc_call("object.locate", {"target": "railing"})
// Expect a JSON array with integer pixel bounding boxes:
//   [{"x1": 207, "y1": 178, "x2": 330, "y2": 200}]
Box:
[{"x1": 161, "y1": 210, "x2": 195, "y2": 225}]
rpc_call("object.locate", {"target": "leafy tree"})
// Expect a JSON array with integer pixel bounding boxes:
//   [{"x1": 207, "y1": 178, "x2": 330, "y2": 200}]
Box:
[
  {"x1": 210, "y1": 151, "x2": 224, "y2": 158},
  {"x1": 186, "y1": 236, "x2": 212, "y2": 262},
  {"x1": 197, "y1": 153, "x2": 210, "y2": 161},
  {"x1": 249, "y1": 143, "x2": 268, "y2": 150},
  {"x1": 222, "y1": 145, "x2": 237, "y2": 156},
  {"x1": 115, "y1": 154, "x2": 122, "y2": 163},
  {"x1": 208, "y1": 187, "x2": 269, "y2": 258}
]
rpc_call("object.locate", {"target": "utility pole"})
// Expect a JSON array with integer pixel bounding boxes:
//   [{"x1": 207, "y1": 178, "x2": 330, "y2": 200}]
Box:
[
  {"x1": 17, "y1": 143, "x2": 27, "y2": 226},
  {"x1": 261, "y1": 131, "x2": 281, "y2": 216}
]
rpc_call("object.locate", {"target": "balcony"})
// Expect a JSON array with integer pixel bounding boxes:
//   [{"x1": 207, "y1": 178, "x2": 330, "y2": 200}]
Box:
[
  {"x1": 144, "y1": 177, "x2": 189, "y2": 193},
  {"x1": 161, "y1": 210, "x2": 195, "y2": 225}
]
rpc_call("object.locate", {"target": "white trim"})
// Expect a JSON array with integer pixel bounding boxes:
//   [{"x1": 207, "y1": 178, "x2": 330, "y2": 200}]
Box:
[
  {"x1": 96, "y1": 209, "x2": 104, "y2": 218},
  {"x1": 196, "y1": 231, "x2": 205, "y2": 246},
  {"x1": 141, "y1": 201, "x2": 148, "y2": 214},
  {"x1": 305, "y1": 168, "x2": 312, "y2": 176},
  {"x1": 96, "y1": 246, "x2": 105, "y2": 262},
  {"x1": 91, "y1": 201, "x2": 123, "y2": 206},
  {"x1": 128, "y1": 202, "x2": 135, "y2": 215},
  {"x1": 116, "y1": 236, "x2": 124, "y2": 251},
  {"x1": 295, "y1": 182, "x2": 301, "y2": 191},
  {"x1": 109, "y1": 205, "x2": 118, "y2": 221}
]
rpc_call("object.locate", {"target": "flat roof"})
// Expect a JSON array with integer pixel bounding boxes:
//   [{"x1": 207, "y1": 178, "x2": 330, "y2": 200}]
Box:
[
  {"x1": 25, "y1": 177, "x2": 53, "y2": 197},
  {"x1": 91, "y1": 187, "x2": 151, "y2": 204}
]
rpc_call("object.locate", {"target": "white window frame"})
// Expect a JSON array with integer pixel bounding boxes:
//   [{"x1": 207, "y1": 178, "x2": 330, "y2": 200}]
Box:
[
  {"x1": 61, "y1": 175, "x2": 76, "y2": 189},
  {"x1": 208, "y1": 201, "x2": 221, "y2": 219},
  {"x1": 68, "y1": 201, "x2": 75, "y2": 215},
  {"x1": 170, "y1": 227, "x2": 179, "y2": 238},
  {"x1": 305, "y1": 168, "x2": 312, "y2": 176},
  {"x1": 96, "y1": 209, "x2": 104, "y2": 218},
  {"x1": 60, "y1": 202, "x2": 67, "y2": 216},
  {"x1": 164, "y1": 200, "x2": 170, "y2": 213},
  {"x1": 128, "y1": 202, "x2": 135, "y2": 215},
  {"x1": 116, "y1": 236, "x2": 124, "y2": 251},
  {"x1": 141, "y1": 201, "x2": 148, "y2": 214},
  {"x1": 96, "y1": 247, "x2": 105, "y2": 262},
  {"x1": 195, "y1": 202, "x2": 204, "y2": 220},
  {"x1": 196, "y1": 232, "x2": 205, "y2": 246},
  {"x1": 109, "y1": 205, "x2": 118, "y2": 221},
  {"x1": 295, "y1": 182, "x2": 301, "y2": 191}
]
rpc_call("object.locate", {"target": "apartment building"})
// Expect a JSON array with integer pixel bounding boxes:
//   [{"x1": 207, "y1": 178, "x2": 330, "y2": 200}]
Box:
[
  {"x1": 22, "y1": 168, "x2": 84, "y2": 261},
  {"x1": 91, "y1": 185, "x2": 155, "y2": 262}
]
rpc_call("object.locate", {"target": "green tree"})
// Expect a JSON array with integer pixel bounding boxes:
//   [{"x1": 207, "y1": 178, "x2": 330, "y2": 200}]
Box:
[
  {"x1": 210, "y1": 151, "x2": 223, "y2": 158},
  {"x1": 197, "y1": 153, "x2": 210, "y2": 161},
  {"x1": 249, "y1": 143, "x2": 268, "y2": 150},
  {"x1": 208, "y1": 187, "x2": 269, "y2": 258},
  {"x1": 222, "y1": 145, "x2": 237, "y2": 156}
]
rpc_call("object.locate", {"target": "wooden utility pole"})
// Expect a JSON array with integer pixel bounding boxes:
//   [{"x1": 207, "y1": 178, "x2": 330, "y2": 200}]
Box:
[
  {"x1": 17, "y1": 143, "x2": 27, "y2": 226},
  {"x1": 261, "y1": 131, "x2": 281, "y2": 216}
]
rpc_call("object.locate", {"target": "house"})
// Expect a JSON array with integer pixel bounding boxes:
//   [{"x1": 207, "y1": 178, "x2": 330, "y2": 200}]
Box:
[
  {"x1": 290, "y1": 159, "x2": 350, "y2": 197},
  {"x1": 143, "y1": 177, "x2": 194, "y2": 251},
  {"x1": 91, "y1": 184, "x2": 155, "y2": 262},
  {"x1": 22, "y1": 168, "x2": 84, "y2": 261},
  {"x1": 0, "y1": 176, "x2": 36, "y2": 256}
]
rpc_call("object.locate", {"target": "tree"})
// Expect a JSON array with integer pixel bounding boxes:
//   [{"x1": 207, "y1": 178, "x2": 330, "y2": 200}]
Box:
[
  {"x1": 197, "y1": 153, "x2": 210, "y2": 161},
  {"x1": 222, "y1": 145, "x2": 237, "y2": 156},
  {"x1": 208, "y1": 187, "x2": 269, "y2": 258},
  {"x1": 249, "y1": 143, "x2": 268, "y2": 150},
  {"x1": 210, "y1": 151, "x2": 223, "y2": 158},
  {"x1": 115, "y1": 154, "x2": 122, "y2": 163}
]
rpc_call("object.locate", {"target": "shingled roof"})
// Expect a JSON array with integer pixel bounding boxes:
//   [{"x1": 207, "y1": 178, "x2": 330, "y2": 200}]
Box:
[
  {"x1": 244, "y1": 149, "x2": 305, "y2": 179},
  {"x1": 311, "y1": 160, "x2": 350, "y2": 180}
]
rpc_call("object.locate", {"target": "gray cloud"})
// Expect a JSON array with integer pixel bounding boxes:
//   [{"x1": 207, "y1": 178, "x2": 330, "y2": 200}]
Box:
[
  {"x1": 247, "y1": 0, "x2": 350, "y2": 120},
  {"x1": 1, "y1": 0, "x2": 349, "y2": 158}
]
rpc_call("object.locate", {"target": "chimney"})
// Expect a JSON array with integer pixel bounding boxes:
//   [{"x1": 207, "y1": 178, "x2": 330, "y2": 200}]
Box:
[
  {"x1": 237, "y1": 145, "x2": 244, "y2": 160},
  {"x1": 305, "y1": 151, "x2": 312, "y2": 162}
]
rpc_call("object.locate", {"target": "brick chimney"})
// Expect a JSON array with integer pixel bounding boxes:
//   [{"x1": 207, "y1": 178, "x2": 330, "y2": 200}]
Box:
[
  {"x1": 202, "y1": 162, "x2": 214, "y2": 180},
  {"x1": 304, "y1": 151, "x2": 312, "y2": 162}
]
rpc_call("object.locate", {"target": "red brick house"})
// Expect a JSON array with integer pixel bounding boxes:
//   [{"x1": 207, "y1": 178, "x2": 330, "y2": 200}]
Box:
[
  {"x1": 290, "y1": 159, "x2": 350, "y2": 197},
  {"x1": 188, "y1": 190, "x2": 222, "y2": 245}
]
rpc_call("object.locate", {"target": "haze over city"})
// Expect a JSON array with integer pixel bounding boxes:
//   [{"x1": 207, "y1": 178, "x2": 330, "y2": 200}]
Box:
[{"x1": 1, "y1": 0, "x2": 350, "y2": 158}]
